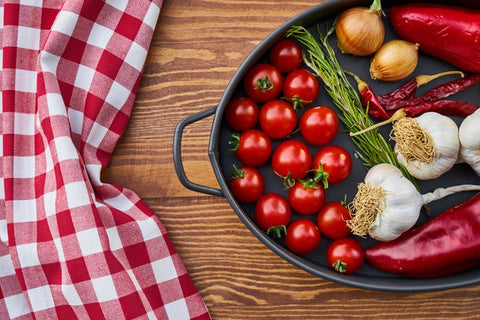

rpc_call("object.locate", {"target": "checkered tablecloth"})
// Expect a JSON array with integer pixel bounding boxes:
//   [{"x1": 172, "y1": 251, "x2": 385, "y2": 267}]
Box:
[{"x1": 0, "y1": 0, "x2": 211, "y2": 319}]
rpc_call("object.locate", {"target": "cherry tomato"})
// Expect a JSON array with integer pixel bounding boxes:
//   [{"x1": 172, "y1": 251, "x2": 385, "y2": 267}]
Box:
[
  {"x1": 243, "y1": 63, "x2": 283, "y2": 103},
  {"x1": 259, "y1": 99, "x2": 297, "y2": 139},
  {"x1": 230, "y1": 165, "x2": 265, "y2": 203},
  {"x1": 272, "y1": 140, "x2": 312, "y2": 182},
  {"x1": 299, "y1": 106, "x2": 339, "y2": 146},
  {"x1": 225, "y1": 97, "x2": 259, "y2": 132},
  {"x1": 283, "y1": 69, "x2": 320, "y2": 109},
  {"x1": 230, "y1": 129, "x2": 272, "y2": 167},
  {"x1": 326, "y1": 238, "x2": 365, "y2": 274},
  {"x1": 255, "y1": 193, "x2": 292, "y2": 238},
  {"x1": 288, "y1": 180, "x2": 325, "y2": 216},
  {"x1": 269, "y1": 39, "x2": 303, "y2": 74},
  {"x1": 312, "y1": 145, "x2": 352, "y2": 185},
  {"x1": 285, "y1": 219, "x2": 321, "y2": 255},
  {"x1": 317, "y1": 201, "x2": 351, "y2": 239}
]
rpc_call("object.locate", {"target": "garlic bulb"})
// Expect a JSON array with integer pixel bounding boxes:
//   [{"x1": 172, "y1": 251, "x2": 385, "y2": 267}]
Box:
[
  {"x1": 459, "y1": 109, "x2": 480, "y2": 176},
  {"x1": 393, "y1": 112, "x2": 459, "y2": 180},
  {"x1": 348, "y1": 163, "x2": 480, "y2": 241},
  {"x1": 370, "y1": 40, "x2": 419, "y2": 81},
  {"x1": 335, "y1": 0, "x2": 384, "y2": 56}
]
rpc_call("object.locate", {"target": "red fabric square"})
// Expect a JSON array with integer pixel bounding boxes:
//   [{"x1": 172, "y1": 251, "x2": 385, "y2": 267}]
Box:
[
  {"x1": 66, "y1": 257, "x2": 91, "y2": 283},
  {"x1": 96, "y1": 50, "x2": 123, "y2": 80},
  {"x1": 116, "y1": 13, "x2": 143, "y2": 41}
]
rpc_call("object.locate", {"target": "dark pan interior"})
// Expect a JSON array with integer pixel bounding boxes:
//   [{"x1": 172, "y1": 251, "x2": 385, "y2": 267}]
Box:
[{"x1": 208, "y1": 0, "x2": 480, "y2": 291}]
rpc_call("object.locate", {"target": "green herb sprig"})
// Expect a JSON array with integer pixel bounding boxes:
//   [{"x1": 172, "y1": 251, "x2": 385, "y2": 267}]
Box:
[{"x1": 286, "y1": 24, "x2": 417, "y2": 187}]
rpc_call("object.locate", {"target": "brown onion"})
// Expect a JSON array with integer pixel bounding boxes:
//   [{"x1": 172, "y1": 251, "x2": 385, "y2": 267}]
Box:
[
  {"x1": 335, "y1": 0, "x2": 385, "y2": 56},
  {"x1": 370, "y1": 39, "x2": 419, "y2": 82}
]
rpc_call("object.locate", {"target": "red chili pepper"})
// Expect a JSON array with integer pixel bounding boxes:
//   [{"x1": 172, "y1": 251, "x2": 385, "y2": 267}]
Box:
[
  {"x1": 366, "y1": 193, "x2": 480, "y2": 278},
  {"x1": 390, "y1": 4, "x2": 480, "y2": 73},
  {"x1": 384, "y1": 74, "x2": 480, "y2": 111},
  {"x1": 402, "y1": 100, "x2": 479, "y2": 119},
  {"x1": 349, "y1": 73, "x2": 391, "y2": 121}
]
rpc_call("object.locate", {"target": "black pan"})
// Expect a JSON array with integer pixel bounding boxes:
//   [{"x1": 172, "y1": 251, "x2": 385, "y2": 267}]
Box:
[{"x1": 173, "y1": 0, "x2": 480, "y2": 291}]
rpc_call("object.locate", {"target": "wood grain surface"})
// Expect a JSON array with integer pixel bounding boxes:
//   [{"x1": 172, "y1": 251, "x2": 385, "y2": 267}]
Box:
[{"x1": 101, "y1": 1, "x2": 480, "y2": 319}]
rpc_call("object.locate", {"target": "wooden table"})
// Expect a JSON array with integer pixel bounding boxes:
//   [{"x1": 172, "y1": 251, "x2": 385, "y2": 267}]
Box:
[{"x1": 102, "y1": 1, "x2": 480, "y2": 319}]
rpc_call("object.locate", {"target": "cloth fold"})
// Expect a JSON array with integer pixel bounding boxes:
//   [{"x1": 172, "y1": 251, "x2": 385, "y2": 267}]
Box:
[{"x1": 0, "y1": 0, "x2": 211, "y2": 319}]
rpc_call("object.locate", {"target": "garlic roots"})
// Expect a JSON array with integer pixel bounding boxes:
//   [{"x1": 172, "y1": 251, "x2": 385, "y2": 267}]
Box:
[
  {"x1": 459, "y1": 109, "x2": 480, "y2": 176},
  {"x1": 348, "y1": 163, "x2": 480, "y2": 241},
  {"x1": 370, "y1": 40, "x2": 419, "y2": 81},
  {"x1": 335, "y1": 0, "x2": 385, "y2": 56},
  {"x1": 392, "y1": 112, "x2": 459, "y2": 180}
]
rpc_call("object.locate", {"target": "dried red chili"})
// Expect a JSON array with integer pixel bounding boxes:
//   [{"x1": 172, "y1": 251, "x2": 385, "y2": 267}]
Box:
[{"x1": 366, "y1": 192, "x2": 480, "y2": 278}]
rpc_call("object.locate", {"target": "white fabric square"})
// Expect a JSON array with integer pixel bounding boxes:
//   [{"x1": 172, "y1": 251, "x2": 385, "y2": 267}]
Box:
[
  {"x1": 87, "y1": 122, "x2": 108, "y2": 148},
  {"x1": 144, "y1": 3, "x2": 161, "y2": 29},
  {"x1": 106, "y1": 226, "x2": 123, "y2": 251},
  {"x1": 15, "y1": 69, "x2": 37, "y2": 93},
  {"x1": 13, "y1": 199, "x2": 37, "y2": 222},
  {"x1": 45, "y1": 92, "x2": 67, "y2": 116},
  {"x1": 13, "y1": 156, "x2": 35, "y2": 178},
  {"x1": 40, "y1": 51, "x2": 61, "y2": 75},
  {"x1": 44, "y1": 144, "x2": 54, "y2": 172},
  {"x1": 92, "y1": 275, "x2": 118, "y2": 302},
  {"x1": 74, "y1": 65, "x2": 95, "y2": 91},
  {"x1": 17, "y1": 26, "x2": 40, "y2": 50},
  {"x1": 28, "y1": 285, "x2": 55, "y2": 312},
  {"x1": 165, "y1": 299, "x2": 190, "y2": 320},
  {"x1": 76, "y1": 228, "x2": 103, "y2": 256},
  {"x1": 16, "y1": 243, "x2": 40, "y2": 267},
  {"x1": 105, "y1": 80, "x2": 131, "y2": 110},
  {"x1": 124, "y1": 42, "x2": 147, "y2": 72},
  {"x1": 52, "y1": 11, "x2": 78, "y2": 36},
  {"x1": 87, "y1": 23, "x2": 113, "y2": 49},
  {"x1": 106, "y1": 0, "x2": 127, "y2": 11},
  {"x1": 0, "y1": 253, "x2": 16, "y2": 277},
  {"x1": 5, "y1": 293, "x2": 30, "y2": 319},
  {"x1": 67, "y1": 108, "x2": 84, "y2": 135},
  {"x1": 86, "y1": 163, "x2": 102, "y2": 186},
  {"x1": 14, "y1": 112, "x2": 35, "y2": 135},
  {"x1": 53, "y1": 238, "x2": 65, "y2": 262},
  {"x1": 151, "y1": 256, "x2": 177, "y2": 283},
  {"x1": 0, "y1": 218, "x2": 7, "y2": 243},
  {"x1": 20, "y1": 0, "x2": 42, "y2": 7},
  {"x1": 137, "y1": 218, "x2": 160, "y2": 242},
  {"x1": 62, "y1": 284, "x2": 83, "y2": 306},
  {"x1": 65, "y1": 181, "x2": 91, "y2": 209},
  {"x1": 54, "y1": 136, "x2": 78, "y2": 161},
  {"x1": 103, "y1": 192, "x2": 134, "y2": 212},
  {"x1": 43, "y1": 191, "x2": 56, "y2": 217}
]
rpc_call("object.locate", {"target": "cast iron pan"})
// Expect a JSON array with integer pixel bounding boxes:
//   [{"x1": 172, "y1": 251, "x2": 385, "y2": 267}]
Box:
[{"x1": 174, "y1": 0, "x2": 480, "y2": 291}]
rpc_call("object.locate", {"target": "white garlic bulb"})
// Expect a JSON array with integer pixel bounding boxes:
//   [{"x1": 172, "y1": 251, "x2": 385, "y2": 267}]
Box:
[
  {"x1": 393, "y1": 112, "x2": 459, "y2": 180},
  {"x1": 459, "y1": 109, "x2": 480, "y2": 176}
]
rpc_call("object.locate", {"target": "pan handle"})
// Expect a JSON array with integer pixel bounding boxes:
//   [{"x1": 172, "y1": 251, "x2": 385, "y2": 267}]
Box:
[{"x1": 173, "y1": 107, "x2": 224, "y2": 197}]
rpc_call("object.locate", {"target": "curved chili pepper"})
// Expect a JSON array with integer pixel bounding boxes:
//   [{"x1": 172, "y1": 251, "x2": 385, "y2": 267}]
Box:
[
  {"x1": 366, "y1": 192, "x2": 480, "y2": 278},
  {"x1": 349, "y1": 73, "x2": 391, "y2": 121},
  {"x1": 390, "y1": 4, "x2": 480, "y2": 73},
  {"x1": 384, "y1": 74, "x2": 480, "y2": 111},
  {"x1": 402, "y1": 100, "x2": 479, "y2": 119}
]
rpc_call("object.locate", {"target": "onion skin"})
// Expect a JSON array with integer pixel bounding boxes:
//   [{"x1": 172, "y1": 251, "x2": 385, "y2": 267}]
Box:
[
  {"x1": 335, "y1": 4, "x2": 385, "y2": 56},
  {"x1": 389, "y1": 3, "x2": 480, "y2": 73},
  {"x1": 370, "y1": 40, "x2": 419, "y2": 82}
]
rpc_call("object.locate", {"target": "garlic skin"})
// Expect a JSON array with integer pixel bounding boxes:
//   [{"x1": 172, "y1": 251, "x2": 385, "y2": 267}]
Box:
[
  {"x1": 394, "y1": 112, "x2": 459, "y2": 180},
  {"x1": 335, "y1": 4, "x2": 385, "y2": 56},
  {"x1": 370, "y1": 40, "x2": 419, "y2": 81},
  {"x1": 459, "y1": 109, "x2": 480, "y2": 176},
  {"x1": 364, "y1": 164, "x2": 424, "y2": 241}
]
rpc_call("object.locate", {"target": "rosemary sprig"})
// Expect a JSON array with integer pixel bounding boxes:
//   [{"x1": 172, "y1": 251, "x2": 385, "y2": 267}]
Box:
[{"x1": 286, "y1": 24, "x2": 417, "y2": 187}]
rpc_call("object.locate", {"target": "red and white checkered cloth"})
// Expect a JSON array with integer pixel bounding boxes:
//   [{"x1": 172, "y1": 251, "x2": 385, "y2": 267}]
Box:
[{"x1": 0, "y1": 0, "x2": 211, "y2": 319}]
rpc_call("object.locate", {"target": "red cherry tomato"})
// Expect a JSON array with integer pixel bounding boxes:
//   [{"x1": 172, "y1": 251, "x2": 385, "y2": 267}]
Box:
[
  {"x1": 229, "y1": 165, "x2": 265, "y2": 203},
  {"x1": 312, "y1": 145, "x2": 352, "y2": 185},
  {"x1": 317, "y1": 201, "x2": 351, "y2": 239},
  {"x1": 326, "y1": 238, "x2": 365, "y2": 274},
  {"x1": 283, "y1": 69, "x2": 320, "y2": 109},
  {"x1": 224, "y1": 97, "x2": 259, "y2": 132},
  {"x1": 285, "y1": 219, "x2": 321, "y2": 255},
  {"x1": 243, "y1": 63, "x2": 283, "y2": 103},
  {"x1": 255, "y1": 193, "x2": 292, "y2": 237},
  {"x1": 231, "y1": 129, "x2": 272, "y2": 167},
  {"x1": 269, "y1": 39, "x2": 303, "y2": 74},
  {"x1": 299, "y1": 106, "x2": 339, "y2": 146},
  {"x1": 271, "y1": 140, "x2": 312, "y2": 181},
  {"x1": 259, "y1": 99, "x2": 297, "y2": 139},
  {"x1": 288, "y1": 180, "x2": 326, "y2": 215}
]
